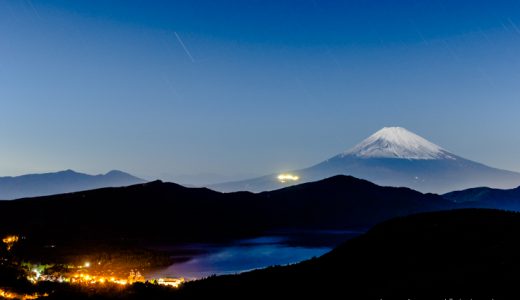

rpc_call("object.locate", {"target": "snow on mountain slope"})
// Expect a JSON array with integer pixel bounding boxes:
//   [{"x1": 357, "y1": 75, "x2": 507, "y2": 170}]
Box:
[{"x1": 344, "y1": 127, "x2": 455, "y2": 160}]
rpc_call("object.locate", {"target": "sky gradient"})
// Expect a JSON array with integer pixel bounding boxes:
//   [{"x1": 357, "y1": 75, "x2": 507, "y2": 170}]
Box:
[{"x1": 1, "y1": 0, "x2": 520, "y2": 183}]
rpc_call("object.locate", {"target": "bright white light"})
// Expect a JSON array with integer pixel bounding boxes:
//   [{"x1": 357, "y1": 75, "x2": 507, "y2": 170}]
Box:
[
  {"x1": 84, "y1": 262, "x2": 91, "y2": 268},
  {"x1": 277, "y1": 174, "x2": 300, "y2": 183}
]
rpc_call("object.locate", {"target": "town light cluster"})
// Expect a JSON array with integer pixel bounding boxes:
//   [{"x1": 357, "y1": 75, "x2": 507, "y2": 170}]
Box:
[
  {"x1": 277, "y1": 173, "x2": 300, "y2": 183},
  {"x1": 26, "y1": 268, "x2": 184, "y2": 289},
  {"x1": 0, "y1": 288, "x2": 46, "y2": 300},
  {"x1": 3, "y1": 234, "x2": 185, "y2": 297},
  {"x1": 2, "y1": 235, "x2": 19, "y2": 251}
]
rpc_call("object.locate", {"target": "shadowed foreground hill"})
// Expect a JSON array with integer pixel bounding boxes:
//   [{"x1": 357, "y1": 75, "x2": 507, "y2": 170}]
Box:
[
  {"x1": 0, "y1": 175, "x2": 452, "y2": 245},
  {"x1": 179, "y1": 209, "x2": 520, "y2": 299},
  {"x1": 38, "y1": 209, "x2": 520, "y2": 299}
]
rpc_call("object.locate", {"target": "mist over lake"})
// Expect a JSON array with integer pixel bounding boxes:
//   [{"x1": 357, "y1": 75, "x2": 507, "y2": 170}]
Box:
[{"x1": 148, "y1": 230, "x2": 363, "y2": 280}]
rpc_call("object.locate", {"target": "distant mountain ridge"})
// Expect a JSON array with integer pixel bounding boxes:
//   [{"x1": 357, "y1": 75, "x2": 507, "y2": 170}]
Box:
[
  {"x1": 0, "y1": 169, "x2": 145, "y2": 200},
  {"x1": 211, "y1": 127, "x2": 520, "y2": 194},
  {"x1": 444, "y1": 185, "x2": 520, "y2": 210}
]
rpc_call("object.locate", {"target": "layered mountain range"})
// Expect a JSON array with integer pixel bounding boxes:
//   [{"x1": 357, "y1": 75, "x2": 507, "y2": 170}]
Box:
[{"x1": 0, "y1": 175, "x2": 453, "y2": 244}]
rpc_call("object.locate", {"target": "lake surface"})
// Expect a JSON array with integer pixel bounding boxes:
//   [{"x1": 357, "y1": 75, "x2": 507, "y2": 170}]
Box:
[{"x1": 147, "y1": 230, "x2": 363, "y2": 280}]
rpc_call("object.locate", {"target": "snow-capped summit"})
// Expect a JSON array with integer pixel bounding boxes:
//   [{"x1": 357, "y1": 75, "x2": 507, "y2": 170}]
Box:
[{"x1": 344, "y1": 127, "x2": 455, "y2": 160}]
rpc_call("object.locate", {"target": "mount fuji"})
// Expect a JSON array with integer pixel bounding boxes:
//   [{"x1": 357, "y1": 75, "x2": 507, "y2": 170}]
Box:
[{"x1": 211, "y1": 127, "x2": 520, "y2": 193}]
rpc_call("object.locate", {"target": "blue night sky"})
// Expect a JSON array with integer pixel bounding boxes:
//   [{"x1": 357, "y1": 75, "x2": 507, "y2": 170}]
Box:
[{"x1": 1, "y1": 0, "x2": 520, "y2": 182}]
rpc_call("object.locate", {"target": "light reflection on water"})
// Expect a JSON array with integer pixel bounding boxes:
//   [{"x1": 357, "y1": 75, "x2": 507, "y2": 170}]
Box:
[{"x1": 148, "y1": 230, "x2": 363, "y2": 280}]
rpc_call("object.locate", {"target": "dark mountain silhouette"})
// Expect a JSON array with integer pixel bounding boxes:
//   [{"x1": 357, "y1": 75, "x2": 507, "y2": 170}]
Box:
[
  {"x1": 444, "y1": 185, "x2": 520, "y2": 210},
  {"x1": 176, "y1": 209, "x2": 520, "y2": 299},
  {"x1": 0, "y1": 175, "x2": 453, "y2": 245},
  {"x1": 0, "y1": 170, "x2": 145, "y2": 200},
  {"x1": 212, "y1": 127, "x2": 520, "y2": 194}
]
